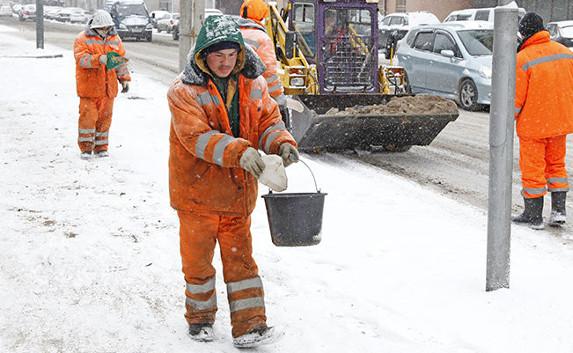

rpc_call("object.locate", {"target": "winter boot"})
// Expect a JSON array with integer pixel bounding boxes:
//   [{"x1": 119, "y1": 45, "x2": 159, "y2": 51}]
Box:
[
  {"x1": 548, "y1": 191, "x2": 567, "y2": 227},
  {"x1": 188, "y1": 323, "x2": 214, "y2": 342},
  {"x1": 80, "y1": 151, "x2": 92, "y2": 160},
  {"x1": 512, "y1": 197, "x2": 544, "y2": 230},
  {"x1": 95, "y1": 151, "x2": 109, "y2": 158},
  {"x1": 232, "y1": 326, "x2": 279, "y2": 348}
]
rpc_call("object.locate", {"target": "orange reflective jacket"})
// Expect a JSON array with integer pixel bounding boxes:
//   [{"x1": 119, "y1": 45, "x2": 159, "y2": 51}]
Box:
[
  {"x1": 167, "y1": 46, "x2": 296, "y2": 216},
  {"x1": 515, "y1": 31, "x2": 573, "y2": 138},
  {"x1": 73, "y1": 26, "x2": 131, "y2": 98},
  {"x1": 238, "y1": 19, "x2": 286, "y2": 105}
]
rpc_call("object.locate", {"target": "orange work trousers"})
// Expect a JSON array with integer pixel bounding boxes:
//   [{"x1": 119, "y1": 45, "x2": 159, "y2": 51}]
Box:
[
  {"x1": 519, "y1": 135, "x2": 570, "y2": 198},
  {"x1": 178, "y1": 210, "x2": 267, "y2": 338},
  {"x1": 78, "y1": 97, "x2": 114, "y2": 153}
]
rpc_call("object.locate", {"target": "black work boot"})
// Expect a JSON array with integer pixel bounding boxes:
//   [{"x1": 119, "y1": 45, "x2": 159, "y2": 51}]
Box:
[
  {"x1": 188, "y1": 323, "x2": 214, "y2": 342},
  {"x1": 548, "y1": 191, "x2": 567, "y2": 226},
  {"x1": 512, "y1": 197, "x2": 544, "y2": 230}
]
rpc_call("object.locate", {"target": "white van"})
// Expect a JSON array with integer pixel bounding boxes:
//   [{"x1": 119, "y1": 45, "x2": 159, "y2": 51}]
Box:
[{"x1": 444, "y1": 7, "x2": 526, "y2": 23}]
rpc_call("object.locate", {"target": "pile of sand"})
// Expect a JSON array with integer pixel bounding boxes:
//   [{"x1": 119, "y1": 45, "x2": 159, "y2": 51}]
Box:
[{"x1": 324, "y1": 95, "x2": 458, "y2": 116}]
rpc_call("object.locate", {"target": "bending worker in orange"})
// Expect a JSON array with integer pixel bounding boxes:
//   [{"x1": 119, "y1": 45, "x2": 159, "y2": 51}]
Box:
[
  {"x1": 237, "y1": 0, "x2": 290, "y2": 126},
  {"x1": 167, "y1": 15, "x2": 298, "y2": 348},
  {"x1": 512, "y1": 12, "x2": 573, "y2": 229},
  {"x1": 73, "y1": 10, "x2": 130, "y2": 159}
]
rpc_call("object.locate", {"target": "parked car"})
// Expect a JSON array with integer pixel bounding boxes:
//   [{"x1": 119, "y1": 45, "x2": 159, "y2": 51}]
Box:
[
  {"x1": 444, "y1": 7, "x2": 526, "y2": 23},
  {"x1": 396, "y1": 21, "x2": 494, "y2": 111},
  {"x1": 44, "y1": 6, "x2": 63, "y2": 20},
  {"x1": 150, "y1": 10, "x2": 169, "y2": 28},
  {"x1": 110, "y1": 0, "x2": 153, "y2": 42},
  {"x1": 69, "y1": 8, "x2": 88, "y2": 23},
  {"x1": 379, "y1": 12, "x2": 440, "y2": 59},
  {"x1": 156, "y1": 12, "x2": 178, "y2": 33},
  {"x1": 0, "y1": 4, "x2": 11, "y2": 16},
  {"x1": 172, "y1": 8, "x2": 222, "y2": 40},
  {"x1": 18, "y1": 4, "x2": 36, "y2": 21},
  {"x1": 55, "y1": 7, "x2": 74, "y2": 22},
  {"x1": 546, "y1": 20, "x2": 573, "y2": 49}
]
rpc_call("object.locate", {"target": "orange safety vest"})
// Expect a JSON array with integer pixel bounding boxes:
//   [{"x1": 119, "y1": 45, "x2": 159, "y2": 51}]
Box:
[
  {"x1": 73, "y1": 27, "x2": 130, "y2": 98},
  {"x1": 515, "y1": 31, "x2": 573, "y2": 138}
]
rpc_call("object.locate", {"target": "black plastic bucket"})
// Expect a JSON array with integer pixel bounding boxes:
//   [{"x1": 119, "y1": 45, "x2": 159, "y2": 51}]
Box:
[{"x1": 261, "y1": 160, "x2": 326, "y2": 247}]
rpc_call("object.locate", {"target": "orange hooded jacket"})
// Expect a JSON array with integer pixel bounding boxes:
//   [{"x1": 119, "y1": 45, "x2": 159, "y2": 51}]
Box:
[
  {"x1": 167, "y1": 43, "x2": 296, "y2": 217},
  {"x1": 73, "y1": 25, "x2": 131, "y2": 98},
  {"x1": 515, "y1": 31, "x2": 573, "y2": 138}
]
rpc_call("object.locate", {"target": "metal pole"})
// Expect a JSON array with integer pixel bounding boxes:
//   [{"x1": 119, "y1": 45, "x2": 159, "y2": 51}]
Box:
[
  {"x1": 179, "y1": 0, "x2": 205, "y2": 72},
  {"x1": 486, "y1": 1, "x2": 518, "y2": 292},
  {"x1": 36, "y1": 0, "x2": 44, "y2": 49}
]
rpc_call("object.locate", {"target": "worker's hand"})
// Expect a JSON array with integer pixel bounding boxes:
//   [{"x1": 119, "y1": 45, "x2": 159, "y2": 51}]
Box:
[
  {"x1": 279, "y1": 143, "x2": 299, "y2": 167},
  {"x1": 240, "y1": 147, "x2": 265, "y2": 178},
  {"x1": 121, "y1": 81, "x2": 129, "y2": 93},
  {"x1": 99, "y1": 54, "x2": 107, "y2": 66}
]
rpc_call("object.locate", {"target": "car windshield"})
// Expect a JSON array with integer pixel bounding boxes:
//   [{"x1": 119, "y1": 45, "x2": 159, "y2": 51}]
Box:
[
  {"x1": 118, "y1": 5, "x2": 147, "y2": 17},
  {"x1": 560, "y1": 25, "x2": 573, "y2": 38},
  {"x1": 458, "y1": 30, "x2": 493, "y2": 56}
]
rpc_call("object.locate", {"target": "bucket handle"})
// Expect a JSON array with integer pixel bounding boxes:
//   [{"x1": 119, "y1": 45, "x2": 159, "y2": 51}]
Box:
[{"x1": 299, "y1": 159, "x2": 320, "y2": 193}]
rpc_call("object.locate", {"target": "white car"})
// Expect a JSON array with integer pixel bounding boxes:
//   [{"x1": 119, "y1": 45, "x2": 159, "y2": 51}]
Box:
[
  {"x1": 379, "y1": 12, "x2": 440, "y2": 59},
  {"x1": 444, "y1": 7, "x2": 526, "y2": 23},
  {"x1": 69, "y1": 8, "x2": 88, "y2": 24},
  {"x1": 156, "y1": 12, "x2": 179, "y2": 33},
  {"x1": 546, "y1": 21, "x2": 573, "y2": 51},
  {"x1": 18, "y1": 4, "x2": 36, "y2": 21}
]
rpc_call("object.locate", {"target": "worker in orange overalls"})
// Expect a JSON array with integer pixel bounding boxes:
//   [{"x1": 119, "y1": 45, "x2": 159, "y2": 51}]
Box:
[
  {"x1": 237, "y1": 0, "x2": 290, "y2": 127},
  {"x1": 73, "y1": 10, "x2": 130, "y2": 159},
  {"x1": 167, "y1": 15, "x2": 298, "y2": 348},
  {"x1": 512, "y1": 12, "x2": 573, "y2": 229}
]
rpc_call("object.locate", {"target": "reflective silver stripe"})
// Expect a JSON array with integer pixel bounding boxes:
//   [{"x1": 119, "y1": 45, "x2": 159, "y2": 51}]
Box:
[
  {"x1": 515, "y1": 106, "x2": 522, "y2": 115},
  {"x1": 94, "y1": 139, "x2": 108, "y2": 145},
  {"x1": 79, "y1": 128, "x2": 95, "y2": 134},
  {"x1": 258, "y1": 121, "x2": 286, "y2": 147},
  {"x1": 186, "y1": 294, "x2": 217, "y2": 311},
  {"x1": 244, "y1": 38, "x2": 260, "y2": 49},
  {"x1": 268, "y1": 84, "x2": 282, "y2": 93},
  {"x1": 227, "y1": 277, "x2": 263, "y2": 293},
  {"x1": 186, "y1": 277, "x2": 215, "y2": 294},
  {"x1": 80, "y1": 54, "x2": 93, "y2": 68},
  {"x1": 196, "y1": 130, "x2": 219, "y2": 159},
  {"x1": 78, "y1": 137, "x2": 94, "y2": 143},
  {"x1": 266, "y1": 74, "x2": 279, "y2": 85},
  {"x1": 210, "y1": 94, "x2": 221, "y2": 107},
  {"x1": 212, "y1": 135, "x2": 235, "y2": 166},
  {"x1": 229, "y1": 297, "x2": 264, "y2": 313},
  {"x1": 264, "y1": 131, "x2": 282, "y2": 152},
  {"x1": 196, "y1": 92, "x2": 213, "y2": 106},
  {"x1": 548, "y1": 187, "x2": 570, "y2": 192},
  {"x1": 250, "y1": 88, "x2": 263, "y2": 100},
  {"x1": 106, "y1": 40, "x2": 120, "y2": 46},
  {"x1": 522, "y1": 53, "x2": 573, "y2": 71},
  {"x1": 96, "y1": 131, "x2": 109, "y2": 137},
  {"x1": 85, "y1": 39, "x2": 104, "y2": 45},
  {"x1": 522, "y1": 187, "x2": 546, "y2": 196},
  {"x1": 548, "y1": 177, "x2": 568, "y2": 184}
]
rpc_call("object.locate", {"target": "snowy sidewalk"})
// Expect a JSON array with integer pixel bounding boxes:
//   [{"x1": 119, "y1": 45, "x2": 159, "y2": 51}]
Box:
[{"x1": 1, "y1": 26, "x2": 573, "y2": 353}]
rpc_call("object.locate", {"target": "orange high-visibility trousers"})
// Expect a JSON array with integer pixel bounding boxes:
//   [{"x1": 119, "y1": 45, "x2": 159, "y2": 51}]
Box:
[
  {"x1": 519, "y1": 135, "x2": 570, "y2": 198},
  {"x1": 78, "y1": 97, "x2": 114, "y2": 153},
  {"x1": 178, "y1": 210, "x2": 267, "y2": 338}
]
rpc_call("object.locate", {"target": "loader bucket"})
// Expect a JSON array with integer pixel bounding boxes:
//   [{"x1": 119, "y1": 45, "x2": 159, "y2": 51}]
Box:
[{"x1": 289, "y1": 95, "x2": 459, "y2": 153}]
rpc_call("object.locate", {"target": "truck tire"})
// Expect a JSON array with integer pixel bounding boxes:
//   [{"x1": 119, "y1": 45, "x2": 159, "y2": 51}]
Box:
[{"x1": 459, "y1": 79, "x2": 479, "y2": 111}]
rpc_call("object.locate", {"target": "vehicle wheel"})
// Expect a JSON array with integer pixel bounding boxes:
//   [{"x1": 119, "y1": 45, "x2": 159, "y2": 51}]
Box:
[
  {"x1": 146, "y1": 33, "x2": 152, "y2": 42},
  {"x1": 459, "y1": 79, "x2": 480, "y2": 111},
  {"x1": 173, "y1": 30, "x2": 178, "y2": 40}
]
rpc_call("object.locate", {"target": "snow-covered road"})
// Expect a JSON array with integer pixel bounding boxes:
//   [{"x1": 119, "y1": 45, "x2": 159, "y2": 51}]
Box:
[{"x1": 1, "y1": 26, "x2": 573, "y2": 353}]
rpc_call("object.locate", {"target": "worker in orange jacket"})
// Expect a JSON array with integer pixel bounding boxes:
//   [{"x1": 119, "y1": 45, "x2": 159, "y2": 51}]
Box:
[
  {"x1": 237, "y1": 0, "x2": 290, "y2": 127},
  {"x1": 512, "y1": 12, "x2": 573, "y2": 229},
  {"x1": 73, "y1": 10, "x2": 130, "y2": 159},
  {"x1": 167, "y1": 15, "x2": 298, "y2": 348}
]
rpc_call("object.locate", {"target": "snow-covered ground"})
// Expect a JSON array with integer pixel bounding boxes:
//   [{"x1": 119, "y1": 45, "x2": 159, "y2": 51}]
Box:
[{"x1": 1, "y1": 25, "x2": 573, "y2": 353}]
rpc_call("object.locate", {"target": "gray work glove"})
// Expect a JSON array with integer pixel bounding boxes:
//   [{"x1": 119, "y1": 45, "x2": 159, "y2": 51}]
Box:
[
  {"x1": 121, "y1": 81, "x2": 129, "y2": 93},
  {"x1": 99, "y1": 54, "x2": 107, "y2": 65},
  {"x1": 279, "y1": 143, "x2": 299, "y2": 167},
  {"x1": 240, "y1": 147, "x2": 265, "y2": 178}
]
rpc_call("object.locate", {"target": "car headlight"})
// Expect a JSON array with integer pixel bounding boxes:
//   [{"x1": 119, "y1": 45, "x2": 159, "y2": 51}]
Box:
[
  {"x1": 290, "y1": 77, "x2": 305, "y2": 87},
  {"x1": 119, "y1": 23, "x2": 127, "y2": 30},
  {"x1": 479, "y1": 66, "x2": 492, "y2": 79}
]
